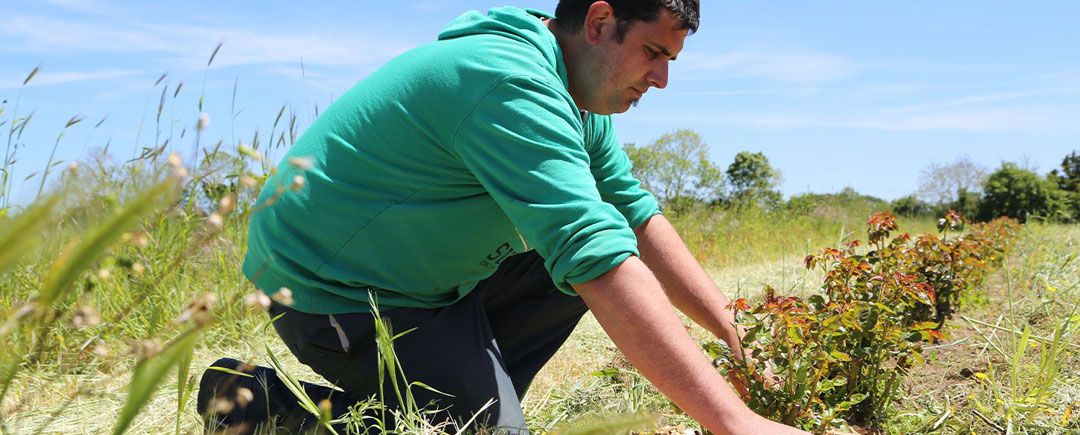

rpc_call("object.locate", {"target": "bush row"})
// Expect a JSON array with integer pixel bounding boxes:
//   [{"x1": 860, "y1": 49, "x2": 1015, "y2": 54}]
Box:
[{"x1": 708, "y1": 211, "x2": 1020, "y2": 432}]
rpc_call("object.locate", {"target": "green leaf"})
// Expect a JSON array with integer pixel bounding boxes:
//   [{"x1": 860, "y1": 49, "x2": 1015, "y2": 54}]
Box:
[
  {"x1": 591, "y1": 368, "x2": 620, "y2": 378},
  {"x1": 786, "y1": 327, "x2": 805, "y2": 345},
  {"x1": 912, "y1": 321, "x2": 939, "y2": 331},
  {"x1": 112, "y1": 330, "x2": 201, "y2": 435},
  {"x1": 743, "y1": 325, "x2": 762, "y2": 344},
  {"x1": 0, "y1": 195, "x2": 60, "y2": 274},
  {"x1": 829, "y1": 350, "x2": 852, "y2": 362},
  {"x1": 206, "y1": 366, "x2": 254, "y2": 378},
  {"x1": 265, "y1": 345, "x2": 339, "y2": 435}
]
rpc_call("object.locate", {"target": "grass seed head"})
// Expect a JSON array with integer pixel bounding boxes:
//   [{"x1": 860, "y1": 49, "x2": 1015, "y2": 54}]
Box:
[
  {"x1": 235, "y1": 387, "x2": 254, "y2": 407},
  {"x1": 133, "y1": 339, "x2": 163, "y2": 360},
  {"x1": 93, "y1": 343, "x2": 108, "y2": 357},
  {"x1": 271, "y1": 287, "x2": 294, "y2": 306},
  {"x1": 218, "y1": 194, "x2": 235, "y2": 214},
  {"x1": 290, "y1": 175, "x2": 305, "y2": 192},
  {"x1": 207, "y1": 212, "x2": 224, "y2": 229},
  {"x1": 71, "y1": 306, "x2": 101, "y2": 329},
  {"x1": 14, "y1": 303, "x2": 37, "y2": 320},
  {"x1": 243, "y1": 292, "x2": 272, "y2": 311},
  {"x1": 197, "y1": 112, "x2": 210, "y2": 131},
  {"x1": 125, "y1": 231, "x2": 150, "y2": 248},
  {"x1": 212, "y1": 397, "x2": 235, "y2": 414},
  {"x1": 177, "y1": 292, "x2": 218, "y2": 326},
  {"x1": 288, "y1": 156, "x2": 314, "y2": 170}
]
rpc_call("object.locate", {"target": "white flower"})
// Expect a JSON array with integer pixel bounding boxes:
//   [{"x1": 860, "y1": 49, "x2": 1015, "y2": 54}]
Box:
[{"x1": 197, "y1": 112, "x2": 210, "y2": 130}]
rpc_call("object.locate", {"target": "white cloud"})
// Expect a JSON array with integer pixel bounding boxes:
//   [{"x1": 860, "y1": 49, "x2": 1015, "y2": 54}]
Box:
[
  {"x1": 677, "y1": 50, "x2": 856, "y2": 83},
  {"x1": 0, "y1": 13, "x2": 411, "y2": 72}
]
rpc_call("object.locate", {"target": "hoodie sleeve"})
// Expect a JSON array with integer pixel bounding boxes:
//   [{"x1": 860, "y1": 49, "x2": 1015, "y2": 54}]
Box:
[
  {"x1": 584, "y1": 114, "x2": 662, "y2": 229},
  {"x1": 450, "y1": 75, "x2": 638, "y2": 294}
]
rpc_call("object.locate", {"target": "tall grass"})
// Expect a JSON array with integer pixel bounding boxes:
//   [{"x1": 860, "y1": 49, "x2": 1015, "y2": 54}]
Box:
[{"x1": 0, "y1": 55, "x2": 1075, "y2": 434}]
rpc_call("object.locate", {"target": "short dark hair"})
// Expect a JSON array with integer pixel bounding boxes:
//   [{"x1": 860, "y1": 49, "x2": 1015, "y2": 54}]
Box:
[{"x1": 554, "y1": 0, "x2": 700, "y2": 41}]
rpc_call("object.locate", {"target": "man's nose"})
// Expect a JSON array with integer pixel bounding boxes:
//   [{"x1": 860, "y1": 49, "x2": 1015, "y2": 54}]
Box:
[{"x1": 648, "y1": 61, "x2": 669, "y2": 89}]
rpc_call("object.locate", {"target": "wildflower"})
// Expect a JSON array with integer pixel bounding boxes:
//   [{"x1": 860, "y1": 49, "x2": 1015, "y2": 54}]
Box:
[
  {"x1": 272, "y1": 287, "x2": 294, "y2": 306},
  {"x1": 290, "y1": 175, "x2": 305, "y2": 191},
  {"x1": 67, "y1": 161, "x2": 79, "y2": 172},
  {"x1": 288, "y1": 156, "x2": 314, "y2": 170},
  {"x1": 197, "y1": 112, "x2": 210, "y2": 130},
  {"x1": 240, "y1": 176, "x2": 257, "y2": 188},
  {"x1": 97, "y1": 268, "x2": 111, "y2": 280},
  {"x1": 243, "y1": 291, "x2": 271, "y2": 311},
  {"x1": 167, "y1": 153, "x2": 183, "y2": 168},
  {"x1": 131, "y1": 262, "x2": 145, "y2": 275}
]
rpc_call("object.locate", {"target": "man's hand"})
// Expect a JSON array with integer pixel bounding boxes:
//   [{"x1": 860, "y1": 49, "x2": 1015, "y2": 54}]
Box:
[{"x1": 574, "y1": 256, "x2": 807, "y2": 434}]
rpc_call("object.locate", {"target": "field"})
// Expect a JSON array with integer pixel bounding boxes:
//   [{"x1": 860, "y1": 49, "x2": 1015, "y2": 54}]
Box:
[
  {"x1": 1, "y1": 163, "x2": 1077, "y2": 434},
  {"x1": 1, "y1": 67, "x2": 1078, "y2": 434}
]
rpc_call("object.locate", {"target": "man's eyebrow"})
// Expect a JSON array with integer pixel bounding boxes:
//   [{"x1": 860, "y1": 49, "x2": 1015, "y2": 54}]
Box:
[{"x1": 649, "y1": 43, "x2": 677, "y2": 61}]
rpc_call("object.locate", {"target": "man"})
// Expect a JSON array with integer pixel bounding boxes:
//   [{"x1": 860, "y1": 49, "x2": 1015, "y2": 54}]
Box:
[{"x1": 199, "y1": 1, "x2": 806, "y2": 433}]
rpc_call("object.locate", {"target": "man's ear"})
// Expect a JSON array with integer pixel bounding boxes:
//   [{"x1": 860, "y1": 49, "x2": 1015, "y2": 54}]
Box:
[{"x1": 582, "y1": 1, "x2": 616, "y2": 45}]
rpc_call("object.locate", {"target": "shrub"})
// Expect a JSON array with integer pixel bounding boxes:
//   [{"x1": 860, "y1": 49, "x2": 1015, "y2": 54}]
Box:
[{"x1": 709, "y1": 211, "x2": 1019, "y2": 433}]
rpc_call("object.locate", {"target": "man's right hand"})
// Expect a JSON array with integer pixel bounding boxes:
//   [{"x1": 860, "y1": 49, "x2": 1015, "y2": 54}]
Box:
[{"x1": 574, "y1": 256, "x2": 808, "y2": 434}]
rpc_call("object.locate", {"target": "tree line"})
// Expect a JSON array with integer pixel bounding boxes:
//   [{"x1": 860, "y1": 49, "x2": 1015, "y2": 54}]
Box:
[{"x1": 624, "y1": 129, "x2": 1080, "y2": 223}]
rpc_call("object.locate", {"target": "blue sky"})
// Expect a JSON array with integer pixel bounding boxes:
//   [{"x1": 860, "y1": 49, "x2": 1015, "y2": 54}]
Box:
[{"x1": 2, "y1": 0, "x2": 1078, "y2": 204}]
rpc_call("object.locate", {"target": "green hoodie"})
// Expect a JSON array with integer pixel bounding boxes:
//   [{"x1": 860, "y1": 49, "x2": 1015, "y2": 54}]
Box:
[{"x1": 242, "y1": 7, "x2": 660, "y2": 314}]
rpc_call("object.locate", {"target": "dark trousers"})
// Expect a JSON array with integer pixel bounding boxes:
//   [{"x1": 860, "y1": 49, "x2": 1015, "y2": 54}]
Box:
[{"x1": 202, "y1": 252, "x2": 588, "y2": 433}]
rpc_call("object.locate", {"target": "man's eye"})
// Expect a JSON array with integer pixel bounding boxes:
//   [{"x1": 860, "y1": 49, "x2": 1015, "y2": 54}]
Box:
[{"x1": 645, "y1": 47, "x2": 659, "y2": 59}]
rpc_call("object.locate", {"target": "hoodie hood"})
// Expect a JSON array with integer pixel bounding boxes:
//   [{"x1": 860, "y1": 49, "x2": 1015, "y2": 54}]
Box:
[{"x1": 438, "y1": 7, "x2": 568, "y2": 90}]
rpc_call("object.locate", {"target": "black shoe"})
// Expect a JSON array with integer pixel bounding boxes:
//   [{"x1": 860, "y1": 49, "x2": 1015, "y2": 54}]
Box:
[
  {"x1": 197, "y1": 358, "x2": 264, "y2": 434},
  {"x1": 198, "y1": 357, "x2": 345, "y2": 433}
]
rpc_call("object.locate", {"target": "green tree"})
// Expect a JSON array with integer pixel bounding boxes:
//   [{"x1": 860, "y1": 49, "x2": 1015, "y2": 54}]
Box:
[
  {"x1": 978, "y1": 162, "x2": 1066, "y2": 223},
  {"x1": 623, "y1": 129, "x2": 724, "y2": 210},
  {"x1": 890, "y1": 194, "x2": 932, "y2": 217},
  {"x1": 951, "y1": 187, "x2": 982, "y2": 221},
  {"x1": 726, "y1": 151, "x2": 782, "y2": 209},
  {"x1": 1047, "y1": 150, "x2": 1080, "y2": 222}
]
